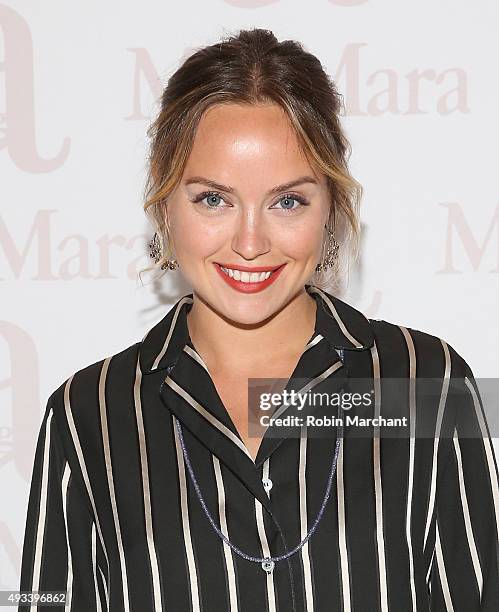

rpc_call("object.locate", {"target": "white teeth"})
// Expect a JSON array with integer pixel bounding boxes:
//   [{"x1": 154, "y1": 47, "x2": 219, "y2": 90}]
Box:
[{"x1": 220, "y1": 266, "x2": 273, "y2": 283}]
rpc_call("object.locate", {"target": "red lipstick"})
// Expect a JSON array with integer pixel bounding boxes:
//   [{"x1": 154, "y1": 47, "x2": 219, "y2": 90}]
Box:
[
  {"x1": 216, "y1": 263, "x2": 284, "y2": 273},
  {"x1": 213, "y1": 263, "x2": 286, "y2": 293}
]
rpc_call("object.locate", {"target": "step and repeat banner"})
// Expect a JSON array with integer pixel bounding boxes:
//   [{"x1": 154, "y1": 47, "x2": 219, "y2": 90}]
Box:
[{"x1": 1, "y1": 0, "x2": 498, "y2": 595}]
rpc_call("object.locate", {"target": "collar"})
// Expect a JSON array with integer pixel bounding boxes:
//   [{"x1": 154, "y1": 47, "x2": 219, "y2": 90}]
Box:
[{"x1": 138, "y1": 284, "x2": 374, "y2": 375}]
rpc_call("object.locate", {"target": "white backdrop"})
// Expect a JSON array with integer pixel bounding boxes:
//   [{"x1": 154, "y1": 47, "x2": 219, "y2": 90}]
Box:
[{"x1": 1, "y1": 0, "x2": 498, "y2": 594}]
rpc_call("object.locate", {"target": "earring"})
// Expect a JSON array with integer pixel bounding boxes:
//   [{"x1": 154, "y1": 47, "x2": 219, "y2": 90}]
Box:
[
  {"x1": 315, "y1": 226, "x2": 339, "y2": 272},
  {"x1": 149, "y1": 232, "x2": 179, "y2": 271}
]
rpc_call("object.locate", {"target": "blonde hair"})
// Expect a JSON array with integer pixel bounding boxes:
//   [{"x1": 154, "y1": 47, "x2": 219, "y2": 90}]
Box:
[{"x1": 140, "y1": 28, "x2": 363, "y2": 293}]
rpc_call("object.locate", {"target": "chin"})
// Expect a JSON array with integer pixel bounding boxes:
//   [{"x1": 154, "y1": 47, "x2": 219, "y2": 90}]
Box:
[{"x1": 216, "y1": 290, "x2": 293, "y2": 326}]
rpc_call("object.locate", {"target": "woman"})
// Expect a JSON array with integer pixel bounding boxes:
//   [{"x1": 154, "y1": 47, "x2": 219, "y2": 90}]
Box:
[{"x1": 19, "y1": 28, "x2": 498, "y2": 611}]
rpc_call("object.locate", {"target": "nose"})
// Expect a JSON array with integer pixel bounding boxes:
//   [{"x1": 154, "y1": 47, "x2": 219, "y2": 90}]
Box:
[{"x1": 230, "y1": 213, "x2": 271, "y2": 261}]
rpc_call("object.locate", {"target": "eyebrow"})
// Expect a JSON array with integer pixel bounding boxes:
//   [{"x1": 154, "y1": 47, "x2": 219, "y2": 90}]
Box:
[{"x1": 183, "y1": 175, "x2": 318, "y2": 196}]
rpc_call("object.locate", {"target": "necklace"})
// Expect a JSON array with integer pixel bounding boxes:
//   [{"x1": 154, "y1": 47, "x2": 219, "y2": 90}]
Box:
[{"x1": 174, "y1": 413, "x2": 343, "y2": 574}]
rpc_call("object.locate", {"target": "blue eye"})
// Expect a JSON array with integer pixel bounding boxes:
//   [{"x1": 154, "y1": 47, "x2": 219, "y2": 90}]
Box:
[
  {"x1": 196, "y1": 192, "x2": 225, "y2": 208},
  {"x1": 272, "y1": 194, "x2": 309, "y2": 212}
]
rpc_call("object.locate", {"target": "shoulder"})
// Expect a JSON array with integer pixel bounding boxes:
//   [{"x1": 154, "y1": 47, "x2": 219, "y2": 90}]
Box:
[
  {"x1": 47, "y1": 340, "x2": 142, "y2": 424},
  {"x1": 313, "y1": 286, "x2": 474, "y2": 378},
  {"x1": 366, "y1": 316, "x2": 471, "y2": 378}
]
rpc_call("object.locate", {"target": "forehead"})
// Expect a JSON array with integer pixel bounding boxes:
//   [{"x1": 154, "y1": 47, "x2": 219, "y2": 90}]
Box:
[{"x1": 184, "y1": 102, "x2": 315, "y2": 177}]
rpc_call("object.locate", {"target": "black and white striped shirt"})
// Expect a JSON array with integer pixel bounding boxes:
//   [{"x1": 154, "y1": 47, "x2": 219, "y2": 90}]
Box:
[{"x1": 19, "y1": 284, "x2": 499, "y2": 611}]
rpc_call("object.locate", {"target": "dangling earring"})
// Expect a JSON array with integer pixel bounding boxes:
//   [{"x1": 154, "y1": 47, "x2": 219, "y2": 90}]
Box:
[
  {"x1": 315, "y1": 225, "x2": 339, "y2": 272},
  {"x1": 148, "y1": 231, "x2": 179, "y2": 271}
]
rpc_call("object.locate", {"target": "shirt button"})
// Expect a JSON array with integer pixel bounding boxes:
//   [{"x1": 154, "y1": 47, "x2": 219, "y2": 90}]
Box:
[{"x1": 262, "y1": 477, "x2": 273, "y2": 493}]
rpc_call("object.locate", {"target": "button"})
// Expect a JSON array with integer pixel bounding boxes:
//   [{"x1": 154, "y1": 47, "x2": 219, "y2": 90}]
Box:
[
  {"x1": 262, "y1": 477, "x2": 273, "y2": 493},
  {"x1": 261, "y1": 559, "x2": 275, "y2": 573}
]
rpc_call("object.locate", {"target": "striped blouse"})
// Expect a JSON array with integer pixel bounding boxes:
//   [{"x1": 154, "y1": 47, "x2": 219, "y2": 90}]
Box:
[{"x1": 19, "y1": 284, "x2": 499, "y2": 611}]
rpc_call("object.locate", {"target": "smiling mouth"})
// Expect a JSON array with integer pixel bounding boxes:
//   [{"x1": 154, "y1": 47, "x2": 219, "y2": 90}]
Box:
[{"x1": 215, "y1": 263, "x2": 285, "y2": 284}]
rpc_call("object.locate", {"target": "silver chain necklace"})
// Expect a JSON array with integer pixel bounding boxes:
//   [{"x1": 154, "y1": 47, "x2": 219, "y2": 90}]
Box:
[{"x1": 174, "y1": 413, "x2": 343, "y2": 574}]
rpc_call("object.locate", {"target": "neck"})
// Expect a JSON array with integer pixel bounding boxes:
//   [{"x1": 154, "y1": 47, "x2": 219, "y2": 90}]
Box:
[{"x1": 186, "y1": 288, "x2": 317, "y2": 372}]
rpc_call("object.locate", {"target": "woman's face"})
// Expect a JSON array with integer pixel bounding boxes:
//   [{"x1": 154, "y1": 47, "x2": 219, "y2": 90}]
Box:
[{"x1": 166, "y1": 102, "x2": 331, "y2": 324}]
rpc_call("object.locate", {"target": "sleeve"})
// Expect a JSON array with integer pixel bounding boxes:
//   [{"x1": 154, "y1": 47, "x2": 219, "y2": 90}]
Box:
[
  {"x1": 428, "y1": 356, "x2": 499, "y2": 610},
  {"x1": 18, "y1": 392, "x2": 108, "y2": 611}
]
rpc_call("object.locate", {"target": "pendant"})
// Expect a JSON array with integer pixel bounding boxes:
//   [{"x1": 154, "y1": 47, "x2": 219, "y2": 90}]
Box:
[{"x1": 261, "y1": 558, "x2": 275, "y2": 574}]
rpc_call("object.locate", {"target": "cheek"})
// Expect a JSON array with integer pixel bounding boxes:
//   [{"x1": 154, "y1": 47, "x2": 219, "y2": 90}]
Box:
[
  {"x1": 172, "y1": 211, "x2": 225, "y2": 259},
  {"x1": 274, "y1": 223, "x2": 323, "y2": 259}
]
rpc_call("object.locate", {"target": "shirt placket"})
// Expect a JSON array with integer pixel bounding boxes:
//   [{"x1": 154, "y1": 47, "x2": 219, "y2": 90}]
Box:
[{"x1": 158, "y1": 336, "x2": 348, "y2": 578}]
